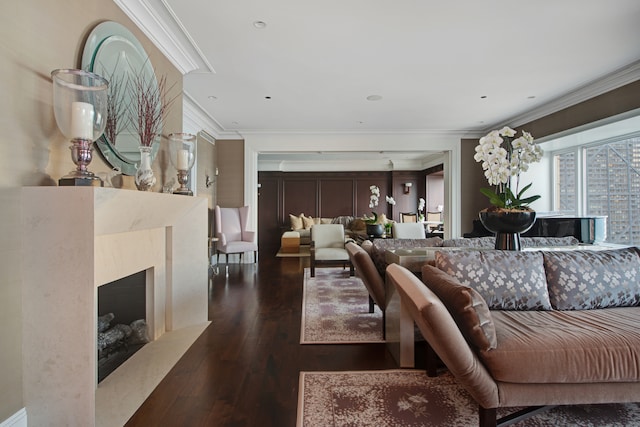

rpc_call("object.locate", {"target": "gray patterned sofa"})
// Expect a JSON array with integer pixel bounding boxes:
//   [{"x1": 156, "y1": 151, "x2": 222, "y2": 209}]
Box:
[
  {"x1": 390, "y1": 246, "x2": 640, "y2": 426},
  {"x1": 364, "y1": 236, "x2": 580, "y2": 278}
]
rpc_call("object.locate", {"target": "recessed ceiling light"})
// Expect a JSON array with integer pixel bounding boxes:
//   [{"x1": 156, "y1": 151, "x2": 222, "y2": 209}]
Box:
[
  {"x1": 480, "y1": 95, "x2": 487, "y2": 99},
  {"x1": 528, "y1": 96, "x2": 536, "y2": 99},
  {"x1": 231, "y1": 121, "x2": 239, "y2": 125},
  {"x1": 208, "y1": 95, "x2": 217, "y2": 100},
  {"x1": 366, "y1": 95, "x2": 383, "y2": 101},
  {"x1": 253, "y1": 21, "x2": 267, "y2": 29},
  {"x1": 265, "y1": 96, "x2": 272, "y2": 100}
]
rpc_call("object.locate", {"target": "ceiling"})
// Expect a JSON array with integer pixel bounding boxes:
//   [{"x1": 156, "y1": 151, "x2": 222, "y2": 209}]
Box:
[{"x1": 118, "y1": 0, "x2": 640, "y2": 167}]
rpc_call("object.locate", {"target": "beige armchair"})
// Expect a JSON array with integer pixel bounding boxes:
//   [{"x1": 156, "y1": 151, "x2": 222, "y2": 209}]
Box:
[
  {"x1": 214, "y1": 205, "x2": 258, "y2": 263},
  {"x1": 392, "y1": 222, "x2": 426, "y2": 239},
  {"x1": 310, "y1": 224, "x2": 353, "y2": 277}
]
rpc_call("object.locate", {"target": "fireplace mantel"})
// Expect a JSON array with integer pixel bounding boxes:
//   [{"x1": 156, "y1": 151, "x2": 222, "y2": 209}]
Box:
[{"x1": 21, "y1": 187, "x2": 210, "y2": 426}]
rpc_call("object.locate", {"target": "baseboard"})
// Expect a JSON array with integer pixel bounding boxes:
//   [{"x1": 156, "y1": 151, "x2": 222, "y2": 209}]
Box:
[{"x1": 0, "y1": 408, "x2": 27, "y2": 427}]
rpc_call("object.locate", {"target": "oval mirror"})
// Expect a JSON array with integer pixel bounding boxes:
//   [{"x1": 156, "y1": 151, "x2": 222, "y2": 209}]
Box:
[{"x1": 82, "y1": 21, "x2": 160, "y2": 175}]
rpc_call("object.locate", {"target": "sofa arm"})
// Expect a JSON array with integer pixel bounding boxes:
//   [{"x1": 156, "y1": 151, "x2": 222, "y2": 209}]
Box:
[
  {"x1": 216, "y1": 232, "x2": 227, "y2": 246},
  {"x1": 243, "y1": 230, "x2": 256, "y2": 243},
  {"x1": 386, "y1": 264, "x2": 499, "y2": 409}
]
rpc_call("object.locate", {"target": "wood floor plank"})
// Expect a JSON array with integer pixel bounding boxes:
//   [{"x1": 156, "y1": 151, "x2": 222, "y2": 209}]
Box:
[{"x1": 125, "y1": 255, "x2": 404, "y2": 427}]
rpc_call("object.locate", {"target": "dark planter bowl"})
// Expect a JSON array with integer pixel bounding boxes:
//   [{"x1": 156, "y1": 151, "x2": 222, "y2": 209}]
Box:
[
  {"x1": 479, "y1": 210, "x2": 537, "y2": 251},
  {"x1": 479, "y1": 210, "x2": 536, "y2": 234},
  {"x1": 366, "y1": 223, "x2": 384, "y2": 238}
]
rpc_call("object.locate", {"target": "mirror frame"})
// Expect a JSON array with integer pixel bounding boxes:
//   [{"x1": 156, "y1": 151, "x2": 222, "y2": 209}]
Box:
[{"x1": 81, "y1": 21, "x2": 160, "y2": 176}]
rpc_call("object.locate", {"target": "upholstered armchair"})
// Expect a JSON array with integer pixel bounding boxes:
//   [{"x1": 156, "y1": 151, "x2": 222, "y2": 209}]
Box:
[
  {"x1": 309, "y1": 224, "x2": 354, "y2": 277},
  {"x1": 392, "y1": 222, "x2": 426, "y2": 239},
  {"x1": 214, "y1": 205, "x2": 258, "y2": 263}
]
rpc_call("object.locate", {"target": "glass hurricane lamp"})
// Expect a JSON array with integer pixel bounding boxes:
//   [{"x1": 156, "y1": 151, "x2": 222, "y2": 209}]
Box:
[
  {"x1": 51, "y1": 69, "x2": 109, "y2": 186},
  {"x1": 168, "y1": 133, "x2": 196, "y2": 195}
]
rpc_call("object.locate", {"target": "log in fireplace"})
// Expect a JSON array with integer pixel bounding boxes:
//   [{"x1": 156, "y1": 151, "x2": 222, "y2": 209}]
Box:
[{"x1": 97, "y1": 270, "x2": 149, "y2": 382}]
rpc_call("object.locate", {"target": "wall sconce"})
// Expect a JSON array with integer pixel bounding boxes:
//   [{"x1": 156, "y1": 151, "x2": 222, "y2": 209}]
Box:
[
  {"x1": 168, "y1": 133, "x2": 196, "y2": 195},
  {"x1": 205, "y1": 174, "x2": 214, "y2": 188},
  {"x1": 403, "y1": 182, "x2": 413, "y2": 194}
]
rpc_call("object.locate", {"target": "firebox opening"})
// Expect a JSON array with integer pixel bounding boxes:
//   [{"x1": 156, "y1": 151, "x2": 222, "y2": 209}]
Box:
[{"x1": 97, "y1": 270, "x2": 149, "y2": 383}]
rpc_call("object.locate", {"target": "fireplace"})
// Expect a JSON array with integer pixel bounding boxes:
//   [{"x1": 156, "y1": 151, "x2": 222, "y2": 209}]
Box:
[
  {"x1": 97, "y1": 270, "x2": 149, "y2": 383},
  {"x1": 22, "y1": 187, "x2": 210, "y2": 426}
]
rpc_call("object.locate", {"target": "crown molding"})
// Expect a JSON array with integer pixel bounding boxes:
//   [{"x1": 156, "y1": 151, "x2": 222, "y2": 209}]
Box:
[
  {"x1": 259, "y1": 158, "x2": 403, "y2": 172},
  {"x1": 502, "y1": 60, "x2": 640, "y2": 130},
  {"x1": 183, "y1": 93, "x2": 243, "y2": 140},
  {"x1": 113, "y1": 0, "x2": 214, "y2": 75},
  {"x1": 238, "y1": 128, "x2": 467, "y2": 137}
]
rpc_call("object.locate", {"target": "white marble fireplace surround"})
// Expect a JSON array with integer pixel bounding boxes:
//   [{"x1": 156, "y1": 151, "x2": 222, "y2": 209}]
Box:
[{"x1": 21, "y1": 187, "x2": 210, "y2": 427}]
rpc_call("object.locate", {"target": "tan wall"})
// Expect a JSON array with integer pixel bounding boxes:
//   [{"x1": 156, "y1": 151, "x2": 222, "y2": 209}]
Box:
[
  {"x1": 0, "y1": 1, "x2": 182, "y2": 421},
  {"x1": 216, "y1": 139, "x2": 245, "y2": 208},
  {"x1": 459, "y1": 138, "x2": 488, "y2": 235}
]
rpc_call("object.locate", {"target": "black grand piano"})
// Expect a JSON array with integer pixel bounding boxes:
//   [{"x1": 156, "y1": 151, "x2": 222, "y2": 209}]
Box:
[{"x1": 465, "y1": 215, "x2": 607, "y2": 244}]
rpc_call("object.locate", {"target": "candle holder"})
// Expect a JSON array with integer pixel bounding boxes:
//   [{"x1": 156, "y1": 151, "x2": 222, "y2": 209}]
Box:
[
  {"x1": 168, "y1": 133, "x2": 196, "y2": 195},
  {"x1": 51, "y1": 69, "x2": 109, "y2": 186}
]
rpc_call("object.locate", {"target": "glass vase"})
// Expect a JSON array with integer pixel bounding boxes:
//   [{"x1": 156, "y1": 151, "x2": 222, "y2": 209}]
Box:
[{"x1": 135, "y1": 145, "x2": 156, "y2": 191}]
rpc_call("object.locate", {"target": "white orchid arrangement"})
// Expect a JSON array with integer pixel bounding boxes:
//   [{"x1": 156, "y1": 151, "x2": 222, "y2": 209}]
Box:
[
  {"x1": 418, "y1": 197, "x2": 426, "y2": 221},
  {"x1": 474, "y1": 126, "x2": 543, "y2": 210},
  {"x1": 368, "y1": 185, "x2": 381, "y2": 208},
  {"x1": 365, "y1": 185, "x2": 395, "y2": 224}
]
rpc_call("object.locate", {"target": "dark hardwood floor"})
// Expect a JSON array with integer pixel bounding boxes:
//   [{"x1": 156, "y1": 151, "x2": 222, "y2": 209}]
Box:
[{"x1": 125, "y1": 252, "x2": 403, "y2": 427}]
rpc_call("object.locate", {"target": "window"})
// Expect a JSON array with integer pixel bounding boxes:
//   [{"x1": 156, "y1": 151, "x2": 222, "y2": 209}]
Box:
[
  {"x1": 553, "y1": 136, "x2": 640, "y2": 245},
  {"x1": 554, "y1": 151, "x2": 577, "y2": 215}
]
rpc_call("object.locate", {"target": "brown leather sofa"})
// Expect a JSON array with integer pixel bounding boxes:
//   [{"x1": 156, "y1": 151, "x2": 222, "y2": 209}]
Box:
[{"x1": 386, "y1": 247, "x2": 640, "y2": 427}]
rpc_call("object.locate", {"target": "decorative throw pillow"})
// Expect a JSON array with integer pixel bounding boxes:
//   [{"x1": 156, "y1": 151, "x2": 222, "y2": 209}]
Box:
[
  {"x1": 543, "y1": 248, "x2": 640, "y2": 310},
  {"x1": 422, "y1": 264, "x2": 497, "y2": 351},
  {"x1": 349, "y1": 218, "x2": 366, "y2": 231},
  {"x1": 434, "y1": 250, "x2": 552, "y2": 310},
  {"x1": 302, "y1": 215, "x2": 315, "y2": 229},
  {"x1": 331, "y1": 216, "x2": 354, "y2": 227},
  {"x1": 289, "y1": 213, "x2": 303, "y2": 230}
]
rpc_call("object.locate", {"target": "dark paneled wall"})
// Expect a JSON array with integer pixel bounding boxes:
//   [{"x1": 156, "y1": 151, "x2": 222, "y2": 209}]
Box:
[{"x1": 258, "y1": 171, "x2": 425, "y2": 252}]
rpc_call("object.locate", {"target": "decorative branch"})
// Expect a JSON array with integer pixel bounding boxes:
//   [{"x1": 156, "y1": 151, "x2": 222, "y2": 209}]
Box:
[
  {"x1": 128, "y1": 69, "x2": 177, "y2": 147},
  {"x1": 104, "y1": 70, "x2": 128, "y2": 146}
]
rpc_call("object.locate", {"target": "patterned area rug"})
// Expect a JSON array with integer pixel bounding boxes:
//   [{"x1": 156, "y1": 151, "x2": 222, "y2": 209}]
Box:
[
  {"x1": 297, "y1": 370, "x2": 640, "y2": 427},
  {"x1": 300, "y1": 267, "x2": 384, "y2": 344}
]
